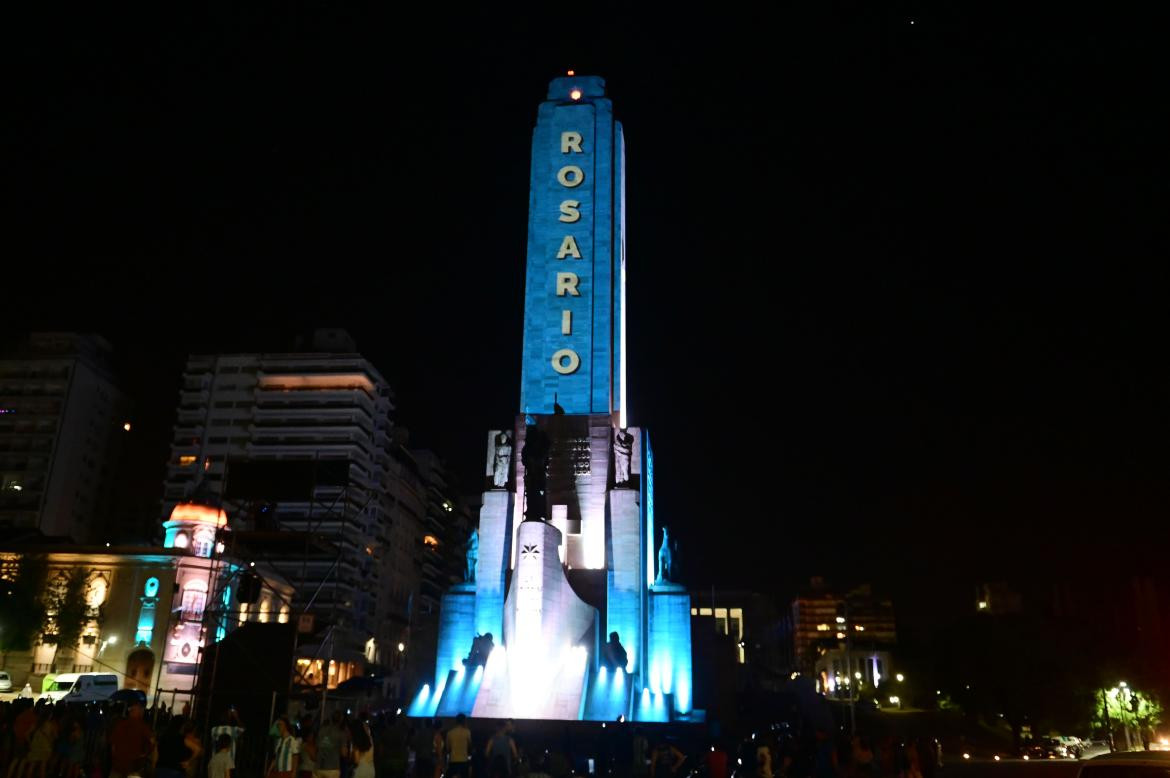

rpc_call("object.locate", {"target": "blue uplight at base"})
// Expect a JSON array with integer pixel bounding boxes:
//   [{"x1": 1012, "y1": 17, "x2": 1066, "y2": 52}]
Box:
[
  {"x1": 634, "y1": 687, "x2": 670, "y2": 723},
  {"x1": 584, "y1": 666, "x2": 631, "y2": 721},
  {"x1": 435, "y1": 665, "x2": 484, "y2": 718}
]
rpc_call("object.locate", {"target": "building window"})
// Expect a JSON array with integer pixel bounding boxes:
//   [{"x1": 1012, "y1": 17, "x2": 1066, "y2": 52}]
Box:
[
  {"x1": 181, "y1": 581, "x2": 208, "y2": 622},
  {"x1": 86, "y1": 575, "x2": 109, "y2": 608},
  {"x1": 193, "y1": 529, "x2": 215, "y2": 558},
  {"x1": 179, "y1": 456, "x2": 198, "y2": 467}
]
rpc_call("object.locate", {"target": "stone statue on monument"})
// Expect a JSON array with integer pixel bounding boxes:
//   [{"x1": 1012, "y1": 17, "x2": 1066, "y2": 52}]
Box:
[
  {"x1": 520, "y1": 417, "x2": 550, "y2": 521},
  {"x1": 613, "y1": 428, "x2": 634, "y2": 486},
  {"x1": 491, "y1": 431, "x2": 513, "y2": 488},
  {"x1": 656, "y1": 526, "x2": 675, "y2": 584},
  {"x1": 602, "y1": 631, "x2": 628, "y2": 671},
  {"x1": 463, "y1": 632, "x2": 494, "y2": 669},
  {"x1": 464, "y1": 527, "x2": 479, "y2": 583}
]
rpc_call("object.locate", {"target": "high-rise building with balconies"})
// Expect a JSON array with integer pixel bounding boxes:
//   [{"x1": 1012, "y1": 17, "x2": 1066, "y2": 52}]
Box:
[
  {"x1": 0, "y1": 333, "x2": 131, "y2": 543},
  {"x1": 160, "y1": 329, "x2": 427, "y2": 678}
]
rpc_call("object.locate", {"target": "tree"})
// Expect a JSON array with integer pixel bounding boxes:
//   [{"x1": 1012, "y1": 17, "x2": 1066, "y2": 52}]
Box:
[
  {"x1": 46, "y1": 568, "x2": 92, "y2": 670},
  {"x1": 0, "y1": 555, "x2": 49, "y2": 656},
  {"x1": 1095, "y1": 686, "x2": 1162, "y2": 748}
]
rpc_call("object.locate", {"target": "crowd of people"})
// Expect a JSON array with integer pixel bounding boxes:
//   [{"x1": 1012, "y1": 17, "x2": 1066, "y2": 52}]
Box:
[
  {"x1": 398, "y1": 716, "x2": 944, "y2": 778},
  {"x1": 0, "y1": 696, "x2": 942, "y2": 778}
]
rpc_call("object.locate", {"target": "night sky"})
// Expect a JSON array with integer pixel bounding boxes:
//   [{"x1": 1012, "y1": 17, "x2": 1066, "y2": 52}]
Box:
[{"x1": 4, "y1": 6, "x2": 1166, "y2": 596}]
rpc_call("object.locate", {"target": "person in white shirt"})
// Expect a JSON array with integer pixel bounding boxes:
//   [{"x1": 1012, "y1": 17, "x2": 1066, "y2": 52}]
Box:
[{"x1": 208, "y1": 735, "x2": 234, "y2": 778}]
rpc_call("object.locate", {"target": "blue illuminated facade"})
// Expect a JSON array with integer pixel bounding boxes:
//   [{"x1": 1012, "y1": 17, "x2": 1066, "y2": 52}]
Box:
[
  {"x1": 520, "y1": 76, "x2": 625, "y2": 419},
  {"x1": 416, "y1": 75, "x2": 693, "y2": 722}
]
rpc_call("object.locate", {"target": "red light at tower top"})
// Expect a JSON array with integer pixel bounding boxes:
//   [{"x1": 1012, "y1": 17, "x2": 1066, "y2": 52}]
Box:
[{"x1": 570, "y1": 88, "x2": 582, "y2": 101}]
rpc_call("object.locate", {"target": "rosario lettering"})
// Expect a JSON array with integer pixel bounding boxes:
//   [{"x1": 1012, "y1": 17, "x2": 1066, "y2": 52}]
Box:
[{"x1": 550, "y1": 129, "x2": 586, "y2": 374}]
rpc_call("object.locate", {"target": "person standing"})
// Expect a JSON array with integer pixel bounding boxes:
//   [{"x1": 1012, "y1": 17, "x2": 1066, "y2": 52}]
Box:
[
  {"x1": 446, "y1": 715, "x2": 473, "y2": 778},
  {"x1": 314, "y1": 713, "x2": 347, "y2": 778},
  {"x1": 350, "y1": 721, "x2": 374, "y2": 778},
  {"x1": 755, "y1": 737, "x2": 773, "y2": 778},
  {"x1": 706, "y1": 741, "x2": 728, "y2": 778},
  {"x1": 630, "y1": 728, "x2": 650, "y2": 778},
  {"x1": 298, "y1": 719, "x2": 317, "y2": 778},
  {"x1": 650, "y1": 738, "x2": 684, "y2": 778},
  {"x1": 485, "y1": 721, "x2": 517, "y2": 778},
  {"x1": 157, "y1": 718, "x2": 193, "y2": 778},
  {"x1": 268, "y1": 717, "x2": 300, "y2": 778},
  {"x1": 24, "y1": 708, "x2": 55, "y2": 778},
  {"x1": 431, "y1": 721, "x2": 445, "y2": 778},
  {"x1": 208, "y1": 734, "x2": 235, "y2": 778},
  {"x1": 108, "y1": 704, "x2": 154, "y2": 778},
  {"x1": 210, "y1": 710, "x2": 246, "y2": 764},
  {"x1": 182, "y1": 721, "x2": 204, "y2": 778}
]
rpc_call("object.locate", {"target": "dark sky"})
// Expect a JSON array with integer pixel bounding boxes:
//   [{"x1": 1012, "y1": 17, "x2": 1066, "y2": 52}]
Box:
[{"x1": 4, "y1": 6, "x2": 1167, "y2": 595}]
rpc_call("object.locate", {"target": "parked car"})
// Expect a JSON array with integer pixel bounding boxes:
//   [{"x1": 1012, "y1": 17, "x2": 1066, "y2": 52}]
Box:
[
  {"x1": 43, "y1": 673, "x2": 119, "y2": 703},
  {"x1": 1020, "y1": 743, "x2": 1048, "y2": 760},
  {"x1": 1040, "y1": 738, "x2": 1075, "y2": 759},
  {"x1": 0, "y1": 671, "x2": 12, "y2": 692}
]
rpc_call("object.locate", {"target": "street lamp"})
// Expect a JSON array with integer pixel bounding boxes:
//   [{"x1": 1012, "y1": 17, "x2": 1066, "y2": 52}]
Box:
[{"x1": 896, "y1": 673, "x2": 905, "y2": 682}]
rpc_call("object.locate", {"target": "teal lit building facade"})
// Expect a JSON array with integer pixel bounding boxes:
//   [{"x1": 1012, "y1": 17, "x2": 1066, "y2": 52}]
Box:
[{"x1": 413, "y1": 75, "x2": 693, "y2": 722}]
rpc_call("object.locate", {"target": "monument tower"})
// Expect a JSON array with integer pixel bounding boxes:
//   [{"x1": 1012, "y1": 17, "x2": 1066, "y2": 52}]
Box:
[{"x1": 413, "y1": 75, "x2": 694, "y2": 722}]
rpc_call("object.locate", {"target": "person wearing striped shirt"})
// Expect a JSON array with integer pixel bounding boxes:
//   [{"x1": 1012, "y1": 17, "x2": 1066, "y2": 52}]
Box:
[
  {"x1": 210, "y1": 710, "x2": 246, "y2": 763},
  {"x1": 267, "y1": 717, "x2": 300, "y2": 778}
]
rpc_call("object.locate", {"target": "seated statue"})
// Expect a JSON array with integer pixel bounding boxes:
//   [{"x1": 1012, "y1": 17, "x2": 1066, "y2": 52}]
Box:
[{"x1": 601, "y1": 631, "x2": 628, "y2": 672}]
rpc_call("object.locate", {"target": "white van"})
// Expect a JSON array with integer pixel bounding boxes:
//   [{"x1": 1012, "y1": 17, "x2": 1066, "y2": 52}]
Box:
[{"x1": 43, "y1": 673, "x2": 119, "y2": 703}]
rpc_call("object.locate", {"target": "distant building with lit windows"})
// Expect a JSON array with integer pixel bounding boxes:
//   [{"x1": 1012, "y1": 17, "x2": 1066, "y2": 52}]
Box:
[
  {"x1": 0, "y1": 333, "x2": 131, "y2": 543},
  {"x1": 780, "y1": 578, "x2": 898, "y2": 696}
]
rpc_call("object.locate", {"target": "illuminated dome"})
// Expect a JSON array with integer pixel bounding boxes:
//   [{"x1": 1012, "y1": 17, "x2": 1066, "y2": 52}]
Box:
[{"x1": 163, "y1": 502, "x2": 227, "y2": 558}]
